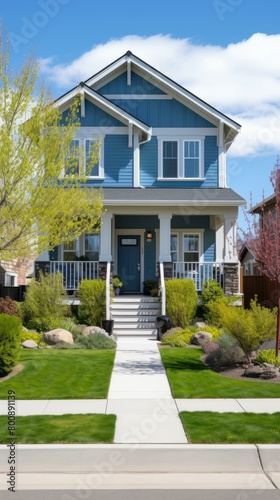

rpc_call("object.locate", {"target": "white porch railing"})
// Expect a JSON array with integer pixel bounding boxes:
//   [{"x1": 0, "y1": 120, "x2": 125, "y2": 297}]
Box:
[
  {"x1": 172, "y1": 262, "x2": 223, "y2": 291},
  {"x1": 50, "y1": 261, "x2": 99, "y2": 290}
]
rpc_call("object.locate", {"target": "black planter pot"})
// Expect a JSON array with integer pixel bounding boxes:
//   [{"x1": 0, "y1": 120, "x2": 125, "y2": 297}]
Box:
[{"x1": 101, "y1": 319, "x2": 114, "y2": 336}]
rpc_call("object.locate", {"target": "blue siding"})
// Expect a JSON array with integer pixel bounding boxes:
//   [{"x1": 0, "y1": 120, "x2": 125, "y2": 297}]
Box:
[
  {"x1": 204, "y1": 229, "x2": 215, "y2": 262},
  {"x1": 81, "y1": 99, "x2": 124, "y2": 127},
  {"x1": 98, "y1": 71, "x2": 166, "y2": 95},
  {"x1": 140, "y1": 137, "x2": 158, "y2": 186},
  {"x1": 101, "y1": 135, "x2": 133, "y2": 187},
  {"x1": 115, "y1": 215, "x2": 159, "y2": 229},
  {"x1": 204, "y1": 136, "x2": 218, "y2": 188},
  {"x1": 111, "y1": 98, "x2": 214, "y2": 128}
]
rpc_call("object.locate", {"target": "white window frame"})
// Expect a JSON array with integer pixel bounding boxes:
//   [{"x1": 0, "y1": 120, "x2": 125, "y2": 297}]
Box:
[
  {"x1": 183, "y1": 230, "x2": 204, "y2": 263},
  {"x1": 170, "y1": 233, "x2": 179, "y2": 262},
  {"x1": 84, "y1": 233, "x2": 100, "y2": 261},
  {"x1": 158, "y1": 137, "x2": 205, "y2": 180},
  {"x1": 5, "y1": 273, "x2": 17, "y2": 287},
  {"x1": 84, "y1": 137, "x2": 104, "y2": 179}
]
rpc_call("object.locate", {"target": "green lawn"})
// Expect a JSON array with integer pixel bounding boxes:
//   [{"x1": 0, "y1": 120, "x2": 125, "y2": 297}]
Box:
[
  {"x1": 0, "y1": 349, "x2": 115, "y2": 399},
  {"x1": 160, "y1": 347, "x2": 280, "y2": 398},
  {"x1": 0, "y1": 414, "x2": 116, "y2": 443},
  {"x1": 180, "y1": 412, "x2": 280, "y2": 443}
]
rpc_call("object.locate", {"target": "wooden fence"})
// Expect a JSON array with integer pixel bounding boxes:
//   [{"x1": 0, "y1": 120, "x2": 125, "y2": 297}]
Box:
[
  {"x1": 242, "y1": 273, "x2": 278, "y2": 309},
  {"x1": 0, "y1": 285, "x2": 26, "y2": 302}
]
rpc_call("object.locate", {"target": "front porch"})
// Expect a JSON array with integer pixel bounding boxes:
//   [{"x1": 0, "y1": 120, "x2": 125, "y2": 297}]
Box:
[{"x1": 49, "y1": 260, "x2": 224, "y2": 293}]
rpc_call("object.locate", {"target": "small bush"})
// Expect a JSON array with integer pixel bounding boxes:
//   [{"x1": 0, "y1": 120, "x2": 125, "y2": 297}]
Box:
[
  {"x1": 0, "y1": 297, "x2": 20, "y2": 317},
  {"x1": 0, "y1": 314, "x2": 22, "y2": 376},
  {"x1": 51, "y1": 317, "x2": 83, "y2": 338},
  {"x1": 166, "y1": 279, "x2": 197, "y2": 328},
  {"x1": 256, "y1": 350, "x2": 280, "y2": 367},
  {"x1": 250, "y1": 298, "x2": 277, "y2": 342},
  {"x1": 21, "y1": 272, "x2": 68, "y2": 331},
  {"x1": 78, "y1": 280, "x2": 106, "y2": 326},
  {"x1": 75, "y1": 333, "x2": 116, "y2": 349},
  {"x1": 201, "y1": 279, "x2": 224, "y2": 318},
  {"x1": 204, "y1": 297, "x2": 234, "y2": 327},
  {"x1": 204, "y1": 332, "x2": 245, "y2": 370},
  {"x1": 162, "y1": 328, "x2": 195, "y2": 347},
  {"x1": 20, "y1": 330, "x2": 43, "y2": 344}
]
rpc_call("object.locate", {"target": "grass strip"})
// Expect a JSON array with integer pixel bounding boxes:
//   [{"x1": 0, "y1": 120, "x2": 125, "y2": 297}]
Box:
[
  {"x1": 160, "y1": 347, "x2": 280, "y2": 398},
  {"x1": 0, "y1": 414, "x2": 116, "y2": 444},
  {"x1": 180, "y1": 411, "x2": 280, "y2": 444},
  {"x1": 0, "y1": 349, "x2": 115, "y2": 399}
]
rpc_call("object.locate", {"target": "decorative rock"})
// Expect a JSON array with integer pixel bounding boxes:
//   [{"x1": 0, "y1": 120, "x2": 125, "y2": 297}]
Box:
[
  {"x1": 194, "y1": 322, "x2": 207, "y2": 329},
  {"x1": 82, "y1": 326, "x2": 109, "y2": 337},
  {"x1": 260, "y1": 368, "x2": 278, "y2": 379},
  {"x1": 43, "y1": 329, "x2": 74, "y2": 345},
  {"x1": 244, "y1": 365, "x2": 263, "y2": 378},
  {"x1": 21, "y1": 340, "x2": 38, "y2": 349},
  {"x1": 202, "y1": 341, "x2": 220, "y2": 354},
  {"x1": 259, "y1": 340, "x2": 276, "y2": 351},
  {"x1": 191, "y1": 331, "x2": 212, "y2": 346}
]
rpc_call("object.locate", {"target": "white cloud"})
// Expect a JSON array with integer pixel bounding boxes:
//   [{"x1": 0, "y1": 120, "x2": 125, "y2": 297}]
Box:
[{"x1": 39, "y1": 33, "x2": 280, "y2": 158}]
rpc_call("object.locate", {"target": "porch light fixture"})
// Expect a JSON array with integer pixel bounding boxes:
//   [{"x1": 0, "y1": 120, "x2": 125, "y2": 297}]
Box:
[{"x1": 146, "y1": 231, "x2": 153, "y2": 242}]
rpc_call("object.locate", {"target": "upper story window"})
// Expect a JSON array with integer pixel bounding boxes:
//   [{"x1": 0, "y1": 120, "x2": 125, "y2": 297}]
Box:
[
  {"x1": 85, "y1": 233, "x2": 99, "y2": 261},
  {"x1": 65, "y1": 138, "x2": 104, "y2": 178},
  {"x1": 158, "y1": 138, "x2": 204, "y2": 180}
]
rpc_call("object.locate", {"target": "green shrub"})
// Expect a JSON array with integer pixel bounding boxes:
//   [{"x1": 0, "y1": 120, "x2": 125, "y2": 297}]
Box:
[
  {"x1": 51, "y1": 317, "x2": 83, "y2": 338},
  {"x1": 21, "y1": 272, "x2": 68, "y2": 331},
  {"x1": 0, "y1": 314, "x2": 22, "y2": 376},
  {"x1": 201, "y1": 279, "x2": 224, "y2": 318},
  {"x1": 78, "y1": 280, "x2": 106, "y2": 326},
  {"x1": 204, "y1": 297, "x2": 231, "y2": 327},
  {"x1": 250, "y1": 298, "x2": 277, "y2": 342},
  {"x1": 75, "y1": 333, "x2": 116, "y2": 349},
  {"x1": 165, "y1": 279, "x2": 197, "y2": 328},
  {"x1": 20, "y1": 330, "x2": 43, "y2": 344},
  {"x1": 219, "y1": 306, "x2": 259, "y2": 362},
  {"x1": 161, "y1": 328, "x2": 195, "y2": 347},
  {"x1": 205, "y1": 332, "x2": 245, "y2": 370},
  {"x1": 256, "y1": 350, "x2": 280, "y2": 367},
  {"x1": 0, "y1": 297, "x2": 20, "y2": 317}
]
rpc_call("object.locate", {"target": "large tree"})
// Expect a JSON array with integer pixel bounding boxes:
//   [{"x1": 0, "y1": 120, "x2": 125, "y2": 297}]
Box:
[
  {"x1": 0, "y1": 37, "x2": 103, "y2": 259},
  {"x1": 245, "y1": 158, "x2": 280, "y2": 357}
]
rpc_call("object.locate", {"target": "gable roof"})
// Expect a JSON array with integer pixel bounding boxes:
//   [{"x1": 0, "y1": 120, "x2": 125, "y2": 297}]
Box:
[
  {"x1": 85, "y1": 51, "x2": 241, "y2": 146},
  {"x1": 56, "y1": 51, "x2": 241, "y2": 149}
]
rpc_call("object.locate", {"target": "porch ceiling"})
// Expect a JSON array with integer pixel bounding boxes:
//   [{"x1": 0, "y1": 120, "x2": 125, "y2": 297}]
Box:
[{"x1": 101, "y1": 187, "x2": 246, "y2": 207}]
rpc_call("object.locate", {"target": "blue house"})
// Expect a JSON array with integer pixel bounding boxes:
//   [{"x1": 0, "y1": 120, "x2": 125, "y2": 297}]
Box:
[{"x1": 36, "y1": 51, "x2": 245, "y2": 328}]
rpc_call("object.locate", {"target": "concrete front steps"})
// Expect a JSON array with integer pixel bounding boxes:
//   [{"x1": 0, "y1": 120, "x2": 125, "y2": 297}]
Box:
[{"x1": 111, "y1": 295, "x2": 161, "y2": 337}]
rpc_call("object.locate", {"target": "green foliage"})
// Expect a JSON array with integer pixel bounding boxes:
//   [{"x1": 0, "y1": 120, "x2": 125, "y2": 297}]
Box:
[
  {"x1": 0, "y1": 297, "x2": 20, "y2": 317},
  {"x1": 205, "y1": 332, "x2": 244, "y2": 370},
  {"x1": 249, "y1": 298, "x2": 277, "y2": 342},
  {"x1": 205, "y1": 297, "x2": 235, "y2": 327},
  {"x1": 75, "y1": 333, "x2": 116, "y2": 350},
  {"x1": 256, "y1": 350, "x2": 280, "y2": 367},
  {"x1": 0, "y1": 314, "x2": 22, "y2": 375},
  {"x1": 195, "y1": 325, "x2": 222, "y2": 340},
  {"x1": 112, "y1": 277, "x2": 123, "y2": 288},
  {"x1": 166, "y1": 279, "x2": 197, "y2": 328},
  {"x1": 201, "y1": 279, "x2": 224, "y2": 318},
  {"x1": 20, "y1": 330, "x2": 43, "y2": 344},
  {"x1": 219, "y1": 306, "x2": 259, "y2": 362},
  {"x1": 51, "y1": 317, "x2": 83, "y2": 338},
  {"x1": 78, "y1": 280, "x2": 106, "y2": 326},
  {"x1": 0, "y1": 42, "x2": 103, "y2": 259},
  {"x1": 21, "y1": 272, "x2": 68, "y2": 331}
]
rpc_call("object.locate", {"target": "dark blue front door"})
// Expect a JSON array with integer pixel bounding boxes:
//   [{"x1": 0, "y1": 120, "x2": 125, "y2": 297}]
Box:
[{"x1": 118, "y1": 236, "x2": 140, "y2": 293}]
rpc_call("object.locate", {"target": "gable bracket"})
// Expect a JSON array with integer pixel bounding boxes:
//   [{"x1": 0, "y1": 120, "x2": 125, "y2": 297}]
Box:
[
  {"x1": 128, "y1": 122, "x2": 133, "y2": 148},
  {"x1": 127, "y1": 60, "x2": 131, "y2": 86},
  {"x1": 80, "y1": 88, "x2": 85, "y2": 118}
]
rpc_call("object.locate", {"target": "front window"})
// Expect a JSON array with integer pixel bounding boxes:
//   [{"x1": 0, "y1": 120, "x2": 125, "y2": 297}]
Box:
[
  {"x1": 163, "y1": 141, "x2": 178, "y2": 178},
  {"x1": 184, "y1": 235, "x2": 199, "y2": 262},
  {"x1": 63, "y1": 240, "x2": 76, "y2": 261},
  {"x1": 85, "y1": 140, "x2": 100, "y2": 177},
  {"x1": 170, "y1": 234, "x2": 178, "y2": 262},
  {"x1": 184, "y1": 141, "x2": 200, "y2": 178},
  {"x1": 159, "y1": 138, "x2": 204, "y2": 179},
  {"x1": 65, "y1": 140, "x2": 80, "y2": 176},
  {"x1": 85, "y1": 234, "x2": 99, "y2": 261}
]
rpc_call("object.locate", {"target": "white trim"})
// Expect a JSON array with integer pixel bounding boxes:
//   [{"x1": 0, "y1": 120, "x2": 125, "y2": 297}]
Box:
[
  {"x1": 80, "y1": 89, "x2": 85, "y2": 117},
  {"x1": 128, "y1": 122, "x2": 133, "y2": 148},
  {"x1": 133, "y1": 133, "x2": 140, "y2": 187},
  {"x1": 127, "y1": 60, "x2": 131, "y2": 86},
  {"x1": 5, "y1": 273, "x2": 17, "y2": 287},
  {"x1": 154, "y1": 128, "x2": 217, "y2": 136},
  {"x1": 158, "y1": 137, "x2": 205, "y2": 180},
  {"x1": 103, "y1": 94, "x2": 172, "y2": 100},
  {"x1": 218, "y1": 121, "x2": 226, "y2": 188}
]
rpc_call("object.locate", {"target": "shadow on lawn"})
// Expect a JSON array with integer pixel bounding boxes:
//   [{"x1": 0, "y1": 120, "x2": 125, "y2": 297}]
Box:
[{"x1": 161, "y1": 349, "x2": 208, "y2": 372}]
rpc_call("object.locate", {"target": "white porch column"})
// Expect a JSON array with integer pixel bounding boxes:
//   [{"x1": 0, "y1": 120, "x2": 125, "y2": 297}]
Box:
[
  {"x1": 224, "y1": 212, "x2": 238, "y2": 262},
  {"x1": 99, "y1": 212, "x2": 113, "y2": 262},
  {"x1": 158, "y1": 213, "x2": 172, "y2": 262},
  {"x1": 211, "y1": 216, "x2": 224, "y2": 262}
]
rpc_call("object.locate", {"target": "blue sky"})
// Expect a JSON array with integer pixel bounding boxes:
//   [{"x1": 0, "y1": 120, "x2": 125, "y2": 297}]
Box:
[{"x1": 2, "y1": 0, "x2": 280, "y2": 229}]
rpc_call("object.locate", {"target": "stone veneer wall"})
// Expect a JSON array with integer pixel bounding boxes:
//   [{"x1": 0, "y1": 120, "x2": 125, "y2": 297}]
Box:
[{"x1": 223, "y1": 263, "x2": 239, "y2": 295}]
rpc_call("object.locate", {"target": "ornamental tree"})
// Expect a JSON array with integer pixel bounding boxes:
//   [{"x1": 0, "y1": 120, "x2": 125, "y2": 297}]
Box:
[
  {"x1": 244, "y1": 158, "x2": 280, "y2": 357},
  {"x1": 0, "y1": 36, "x2": 103, "y2": 260}
]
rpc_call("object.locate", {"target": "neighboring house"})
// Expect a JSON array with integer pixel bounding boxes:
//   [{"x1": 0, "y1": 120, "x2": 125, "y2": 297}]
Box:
[
  {"x1": 0, "y1": 257, "x2": 32, "y2": 301},
  {"x1": 239, "y1": 244, "x2": 260, "y2": 276},
  {"x1": 36, "y1": 51, "x2": 245, "y2": 310}
]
